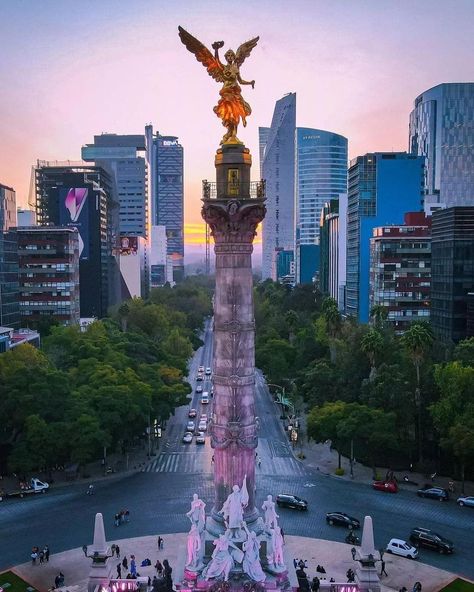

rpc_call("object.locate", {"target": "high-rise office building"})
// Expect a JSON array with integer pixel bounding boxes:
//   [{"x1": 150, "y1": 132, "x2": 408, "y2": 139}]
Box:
[
  {"x1": 260, "y1": 93, "x2": 296, "y2": 280},
  {"x1": 82, "y1": 134, "x2": 148, "y2": 238},
  {"x1": 319, "y1": 199, "x2": 340, "y2": 299},
  {"x1": 145, "y1": 125, "x2": 184, "y2": 282},
  {"x1": 409, "y1": 83, "x2": 474, "y2": 208},
  {"x1": 0, "y1": 182, "x2": 20, "y2": 328},
  {"x1": 14, "y1": 226, "x2": 80, "y2": 326},
  {"x1": 295, "y1": 128, "x2": 348, "y2": 283},
  {"x1": 34, "y1": 163, "x2": 120, "y2": 318},
  {"x1": 431, "y1": 207, "x2": 474, "y2": 343},
  {"x1": 346, "y1": 153, "x2": 425, "y2": 323},
  {"x1": 370, "y1": 212, "x2": 431, "y2": 333}
]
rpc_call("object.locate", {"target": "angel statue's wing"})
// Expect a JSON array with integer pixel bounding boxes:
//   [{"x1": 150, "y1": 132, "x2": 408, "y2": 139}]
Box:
[
  {"x1": 178, "y1": 26, "x2": 224, "y2": 82},
  {"x1": 235, "y1": 36, "x2": 259, "y2": 68}
]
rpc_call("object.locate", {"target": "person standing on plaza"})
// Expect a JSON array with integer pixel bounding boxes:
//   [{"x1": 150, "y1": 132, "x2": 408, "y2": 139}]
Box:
[
  {"x1": 130, "y1": 555, "x2": 137, "y2": 577},
  {"x1": 122, "y1": 556, "x2": 128, "y2": 570},
  {"x1": 117, "y1": 564, "x2": 122, "y2": 579},
  {"x1": 111, "y1": 544, "x2": 116, "y2": 557},
  {"x1": 155, "y1": 559, "x2": 163, "y2": 576},
  {"x1": 44, "y1": 545, "x2": 50, "y2": 562},
  {"x1": 115, "y1": 544, "x2": 120, "y2": 558},
  {"x1": 163, "y1": 559, "x2": 172, "y2": 592}
]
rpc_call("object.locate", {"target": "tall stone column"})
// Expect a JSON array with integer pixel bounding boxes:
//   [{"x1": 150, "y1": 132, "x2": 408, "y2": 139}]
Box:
[{"x1": 202, "y1": 143, "x2": 265, "y2": 534}]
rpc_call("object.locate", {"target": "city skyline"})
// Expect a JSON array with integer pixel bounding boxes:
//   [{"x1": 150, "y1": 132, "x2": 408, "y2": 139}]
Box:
[{"x1": 1, "y1": 0, "x2": 473, "y2": 248}]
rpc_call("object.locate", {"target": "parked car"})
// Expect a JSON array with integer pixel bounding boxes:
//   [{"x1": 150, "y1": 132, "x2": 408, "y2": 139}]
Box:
[
  {"x1": 186, "y1": 420, "x2": 195, "y2": 432},
  {"x1": 373, "y1": 480, "x2": 398, "y2": 493},
  {"x1": 416, "y1": 486, "x2": 449, "y2": 501},
  {"x1": 326, "y1": 512, "x2": 360, "y2": 529},
  {"x1": 198, "y1": 366, "x2": 205, "y2": 373},
  {"x1": 196, "y1": 385, "x2": 203, "y2": 393},
  {"x1": 409, "y1": 527, "x2": 454, "y2": 554},
  {"x1": 188, "y1": 408, "x2": 197, "y2": 418},
  {"x1": 198, "y1": 421, "x2": 207, "y2": 431},
  {"x1": 386, "y1": 538, "x2": 418, "y2": 559},
  {"x1": 182, "y1": 432, "x2": 193, "y2": 444},
  {"x1": 276, "y1": 493, "x2": 308, "y2": 511},
  {"x1": 205, "y1": 367, "x2": 212, "y2": 376},
  {"x1": 195, "y1": 432, "x2": 206, "y2": 445},
  {"x1": 457, "y1": 495, "x2": 474, "y2": 507}
]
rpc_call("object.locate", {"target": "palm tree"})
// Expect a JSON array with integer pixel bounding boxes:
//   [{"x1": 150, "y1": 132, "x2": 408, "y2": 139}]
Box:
[
  {"x1": 361, "y1": 328, "x2": 384, "y2": 380},
  {"x1": 285, "y1": 310, "x2": 299, "y2": 344},
  {"x1": 370, "y1": 305, "x2": 388, "y2": 329},
  {"x1": 402, "y1": 322, "x2": 434, "y2": 463},
  {"x1": 322, "y1": 297, "x2": 341, "y2": 363}
]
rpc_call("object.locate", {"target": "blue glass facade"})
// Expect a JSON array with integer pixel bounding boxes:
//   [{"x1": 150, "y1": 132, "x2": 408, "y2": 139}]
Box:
[
  {"x1": 409, "y1": 83, "x2": 474, "y2": 208},
  {"x1": 346, "y1": 153, "x2": 425, "y2": 323},
  {"x1": 299, "y1": 244, "x2": 320, "y2": 284},
  {"x1": 260, "y1": 93, "x2": 296, "y2": 280}
]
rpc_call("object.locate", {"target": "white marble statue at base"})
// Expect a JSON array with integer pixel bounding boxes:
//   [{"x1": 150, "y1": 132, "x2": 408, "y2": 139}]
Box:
[
  {"x1": 186, "y1": 493, "x2": 206, "y2": 532},
  {"x1": 186, "y1": 524, "x2": 203, "y2": 571},
  {"x1": 262, "y1": 495, "x2": 279, "y2": 531},
  {"x1": 268, "y1": 526, "x2": 285, "y2": 570},
  {"x1": 202, "y1": 533, "x2": 240, "y2": 582},
  {"x1": 219, "y1": 476, "x2": 249, "y2": 539},
  {"x1": 242, "y1": 523, "x2": 266, "y2": 582}
]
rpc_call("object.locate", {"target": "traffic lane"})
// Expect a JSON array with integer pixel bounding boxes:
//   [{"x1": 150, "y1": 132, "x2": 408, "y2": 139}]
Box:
[
  {"x1": 0, "y1": 471, "x2": 213, "y2": 571},
  {"x1": 257, "y1": 473, "x2": 474, "y2": 580}
]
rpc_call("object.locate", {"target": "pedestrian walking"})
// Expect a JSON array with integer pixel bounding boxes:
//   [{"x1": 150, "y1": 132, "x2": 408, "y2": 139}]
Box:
[
  {"x1": 122, "y1": 556, "x2": 128, "y2": 570},
  {"x1": 111, "y1": 544, "x2": 117, "y2": 557},
  {"x1": 115, "y1": 544, "x2": 120, "y2": 558},
  {"x1": 293, "y1": 558, "x2": 298, "y2": 569},
  {"x1": 157, "y1": 536, "x2": 163, "y2": 550},
  {"x1": 44, "y1": 545, "x2": 50, "y2": 562},
  {"x1": 159, "y1": 537, "x2": 164, "y2": 550},
  {"x1": 379, "y1": 548, "x2": 385, "y2": 561},
  {"x1": 380, "y1": 560, "x2": 388, "y2": 577},
  {"x1": 39, "y1": 549, "x2": 44, "y2": 564},
  {"x1": 125, "y1": 510, "x2": 130, "y2": 523},
  {"x1": 280, "y1": 527, "x2": 285, "y2": 544},
  {"x1": 31, "y1": 550, "x2": 38, "y2": 565},
  {"x1": 117, "y1": 564, "x2": 122, "y2": 579},
  {"x1": 130, "y1": 555, "x2": 137, "y2": 577},
  {"x1": 155, "y1": 560, "x2": 163, "y2": 576},
  {"x1": 82, "y1": 545, "x2": 88, "y2": 557},
  {"x1": 311, "y1": 576, "x2": 320, "y2": 592},
  {"x1": 163, "y1": 560, "x2": 173, "y2": 592},
  {"x1": 114, "y1": 513, "x2": 120, "y2": 527},
  {"x1": 351, "y1": 547, "x2": 356, "y2": 561}
]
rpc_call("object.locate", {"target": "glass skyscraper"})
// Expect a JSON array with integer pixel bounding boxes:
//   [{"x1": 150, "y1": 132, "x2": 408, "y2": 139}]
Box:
[
  {"x1": 146, "y1": 125, "x2": 184, "y2": 282},
  {"x1": 346, "y1": 153, "x2": 425, "y2": 323},
  {"x1": 409, "y1": 83, "x2": 474, "y2": 208},
  {"x1": 82, "y1": 134, "x2": 148, "y2": 238},
  {"x1": 296, "y1": 128, "x2": 347, "y2": 283},
  {"x1": 260, "y1": 93, "x2": 296, "y2": 281}
]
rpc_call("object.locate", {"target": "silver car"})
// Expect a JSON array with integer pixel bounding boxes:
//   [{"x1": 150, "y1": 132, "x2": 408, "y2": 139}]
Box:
[{"x1": 457, "y1": 496, "x2": 474, "y2": 507}]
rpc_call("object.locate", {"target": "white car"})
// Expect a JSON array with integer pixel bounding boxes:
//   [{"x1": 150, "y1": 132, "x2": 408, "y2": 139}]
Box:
[
  {"x1": 182, "y1": 432, "x2": 193, "y2": 444},
  {"x1": 186, "y1": 420, "x2": 195, "y2": 432},
  {"x1": 196, "y1": 385, "x2": 203, "y2": 393},
  {"x1": 386, "y1": 538, "x2": 418, "y2": 559},
  {"x1": 195, "y1": 432, "x2": 206, "y2": 445},
  {"x1": 198, "y1": 421, "x2": 207, "y2": 431},
  {"x1": 205, "y1": 367, "x2": 212, "y2": 376}
]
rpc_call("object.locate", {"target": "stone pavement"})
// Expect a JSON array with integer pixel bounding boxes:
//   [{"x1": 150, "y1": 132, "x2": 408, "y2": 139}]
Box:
[{"x1": 10, "y1": 534, "x2": 458, "y2": 592}]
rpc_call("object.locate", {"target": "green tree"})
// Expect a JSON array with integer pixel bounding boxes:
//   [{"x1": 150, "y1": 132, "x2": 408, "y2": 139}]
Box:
[
  {"x1": 361, "y1": 328, "x2": 384, "y2": 380},
  {"x1": 402, "y1": 322, "x2": 434, "y2": 462},
  {"x1": 321, "y1": 297, "x2": 341, "y2": 363},
  {"x1": 370, "y1": 305, "x2": 388, "y2": 329}
]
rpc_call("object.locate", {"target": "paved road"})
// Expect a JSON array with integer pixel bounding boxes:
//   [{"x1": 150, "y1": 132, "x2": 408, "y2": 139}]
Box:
[{"x1": 0, "y1": 321, "x2": 472, "y2": 580}]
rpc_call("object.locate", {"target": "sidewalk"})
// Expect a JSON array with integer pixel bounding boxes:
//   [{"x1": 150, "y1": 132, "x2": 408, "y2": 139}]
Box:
[
  {"x1": 0, "y1": 445, "x2": 157, "y2": 495},
  {"x1": 271, "y1": 397, "x2": 473, "y2": 497},
  {"x1": 10, "y1": 534, "x2": 458, "y2": 592}
]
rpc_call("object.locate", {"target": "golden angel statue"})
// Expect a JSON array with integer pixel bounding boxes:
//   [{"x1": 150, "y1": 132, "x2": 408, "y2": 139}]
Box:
[{"x1": 178, "y1": 26, "x2": 259, "y2": 145}]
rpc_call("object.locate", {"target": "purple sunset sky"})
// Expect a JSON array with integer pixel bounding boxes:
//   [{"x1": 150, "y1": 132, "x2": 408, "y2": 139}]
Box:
[{"x1": 0, "y1": 0, "x2": 473, "y2": 246}]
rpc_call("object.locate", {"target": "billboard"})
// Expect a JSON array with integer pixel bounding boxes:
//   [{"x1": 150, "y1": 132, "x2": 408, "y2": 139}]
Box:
[
  {"x1": 59, "y1": 187, "x2": 89, "y2": 260},
  {"x1": 119, "y1": 236, "x2": 138, "y2": 256}
]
